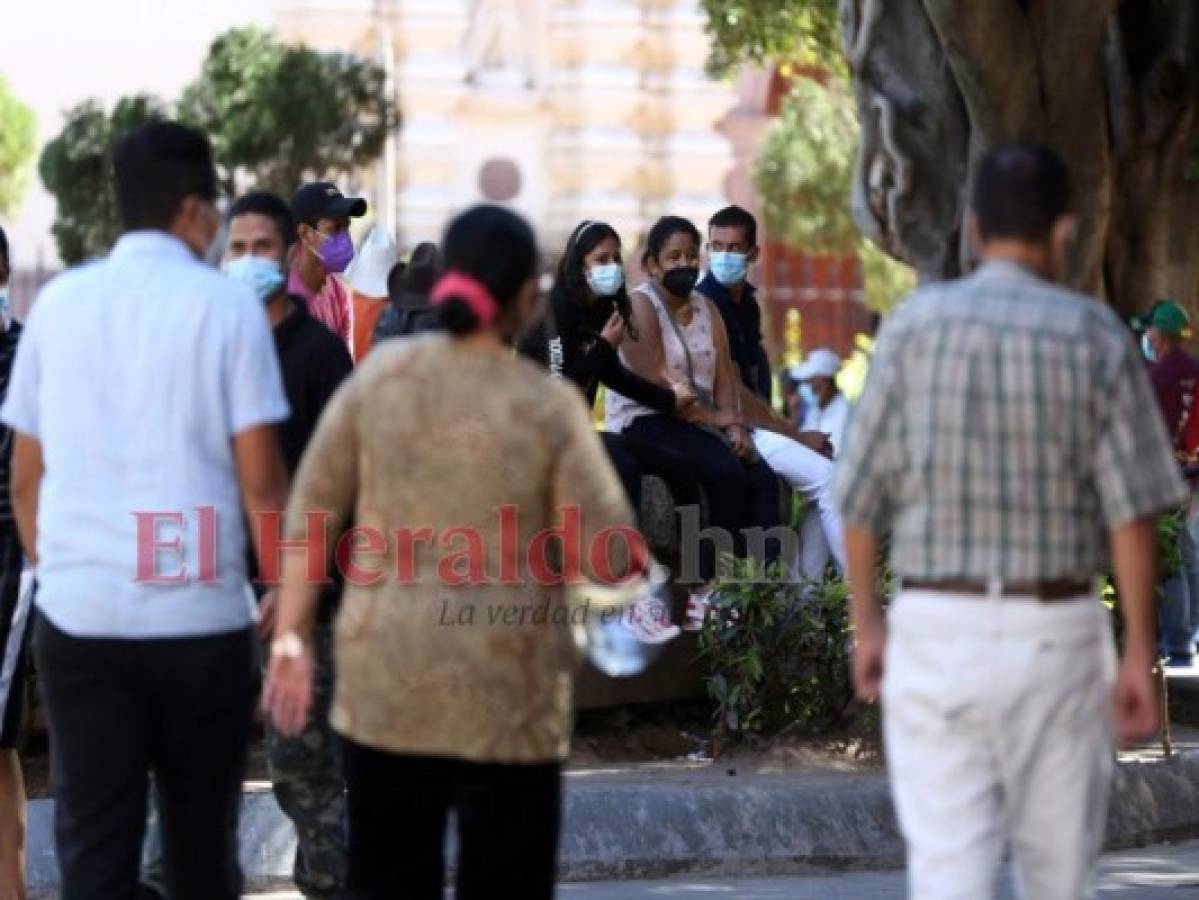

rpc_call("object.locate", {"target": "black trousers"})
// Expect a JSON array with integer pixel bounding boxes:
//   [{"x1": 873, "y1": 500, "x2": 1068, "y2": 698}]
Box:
[
  {"x1": 625, "y1": 415, "x2": 782, "y2": 576},
  {"x1": 34, "y1": 614, "x2": 254, "y2": 900},
  {"x1": 342, "y1": 738, "x2": 561, "y2": 900},
  {"x1": 599, "y1": 429, "x2": 703, "y2": 512}
]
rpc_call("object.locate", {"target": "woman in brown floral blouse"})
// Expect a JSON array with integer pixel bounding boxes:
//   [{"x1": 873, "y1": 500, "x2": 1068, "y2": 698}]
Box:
[{"x1": 263, "y1": 206, "x2": 637, "y2": 900}]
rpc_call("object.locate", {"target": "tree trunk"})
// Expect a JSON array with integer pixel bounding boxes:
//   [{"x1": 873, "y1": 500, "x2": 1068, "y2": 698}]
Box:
[{"x1": 841, "y1": 0, "x2": 1199, "y2": 315}]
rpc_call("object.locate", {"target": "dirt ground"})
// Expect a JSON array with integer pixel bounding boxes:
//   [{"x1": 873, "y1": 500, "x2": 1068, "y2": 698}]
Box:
[{"x1": 20, "y1": 701, "x2": 881, "y2": 799}]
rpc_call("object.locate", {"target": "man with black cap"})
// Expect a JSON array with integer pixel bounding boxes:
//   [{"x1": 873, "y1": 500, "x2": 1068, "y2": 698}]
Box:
[
  {"x1": 289, "y1": 182, "x2": 368, "y2": 349},
  {"x1": 1133, "y1": 300, "x2": 1199, "y2": 667}
]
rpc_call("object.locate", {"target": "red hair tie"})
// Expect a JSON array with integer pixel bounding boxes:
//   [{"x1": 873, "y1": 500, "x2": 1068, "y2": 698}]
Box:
[{"x1": 431, "y1": 272, "x2": 499, "y2": 327}]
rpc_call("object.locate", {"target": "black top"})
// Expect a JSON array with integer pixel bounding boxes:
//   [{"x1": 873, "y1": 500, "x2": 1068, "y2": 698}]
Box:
[
  {"x1": 696, "y1": 272, "x2": 772, "y2": 402},
  {"x1": 274, "y1": 296, "x2": 354, "y2": 473},
  {"x1": 518, "y1": 287, "x2": 677, "y2": 414},
  {"x1": 265, "y1": 296, "x2": 353, "y2": 619},
  {"x1": 0, "y1": 321, "x2": 21, "y2": 528}
]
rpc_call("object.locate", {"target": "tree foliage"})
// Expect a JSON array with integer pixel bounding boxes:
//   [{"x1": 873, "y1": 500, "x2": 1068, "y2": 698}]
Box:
[
  {"x1": 38, "y1": 28, "x2": 398, "y2": 264},
  {"x1": 38, "y1": 96, "x2": 165, "y2": 265},
  {"x1": 0, "y1": 76, "x2": 37, "y2": 219},
  {"x1": 179, "y1": 28, "x2": 399, "y2": 196},
  {"x1": 754, "y1": 78, "x2": 914, "y2": 311},
  {"x1": 709, "y1": 1, "x2": 1199, "y2": 315},
  {"x1": 700, "y1": 0, "x2": 842, "y2": 77}
]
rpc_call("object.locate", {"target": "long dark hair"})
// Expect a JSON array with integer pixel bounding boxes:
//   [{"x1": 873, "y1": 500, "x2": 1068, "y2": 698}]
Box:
[
  {"x1": 436, "y1": 205, "x2": 538, "y2": 337},
  {"x1": 551, "y1": 220, "x2": 638, "y2": 341}
]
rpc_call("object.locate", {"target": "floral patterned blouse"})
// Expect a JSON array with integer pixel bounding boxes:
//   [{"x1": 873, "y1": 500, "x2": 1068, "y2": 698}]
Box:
[{"x1": 285, "y1": 333, "x2": 635, "y2": 763}]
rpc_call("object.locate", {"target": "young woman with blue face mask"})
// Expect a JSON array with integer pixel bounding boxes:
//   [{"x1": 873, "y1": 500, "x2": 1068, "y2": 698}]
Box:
[{"x1": 519, "y1": 220, "x2": 701, "y2": 642}]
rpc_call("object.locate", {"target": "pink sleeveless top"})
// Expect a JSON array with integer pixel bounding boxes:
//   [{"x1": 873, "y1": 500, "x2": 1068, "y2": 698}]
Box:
[{"x1": 605, "y1": 281, "x2": 716, "y2": 432}]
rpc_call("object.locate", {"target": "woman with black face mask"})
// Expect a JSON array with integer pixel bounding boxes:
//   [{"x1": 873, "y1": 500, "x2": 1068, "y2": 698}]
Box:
[{"x1": 606, "y1": 216, "x2": 784, "y2": 628}]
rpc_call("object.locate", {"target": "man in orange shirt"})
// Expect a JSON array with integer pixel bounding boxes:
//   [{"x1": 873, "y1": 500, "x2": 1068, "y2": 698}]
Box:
[
  {"x1": 346, "y1": 225, "x2": 400, "y2": 363},
  {"x1": 289, "y1": 182, "x2": 367, "y2": 348}
]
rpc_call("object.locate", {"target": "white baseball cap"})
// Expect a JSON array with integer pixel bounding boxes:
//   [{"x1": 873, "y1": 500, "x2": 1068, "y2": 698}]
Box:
[
  {"x1": 346, "y1": 225, "x2": 399, "y2": 298},
  {"x1": 792, "y1": 348, "x2": 841, "y2": 381}
]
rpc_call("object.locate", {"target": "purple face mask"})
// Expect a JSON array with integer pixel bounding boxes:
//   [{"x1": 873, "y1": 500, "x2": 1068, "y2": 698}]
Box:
[{"x1": 314, "y1": 230, "x2": 354, "y2": 274}]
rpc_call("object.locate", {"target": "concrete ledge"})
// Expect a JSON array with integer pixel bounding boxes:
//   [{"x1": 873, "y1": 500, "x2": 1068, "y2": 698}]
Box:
[
  {"x1": 1107, "y1": 751, "x2": 1199, "y2": 848},
  {"x1": 23, "y1": 751, "x2": 1199, "y2": 889}
]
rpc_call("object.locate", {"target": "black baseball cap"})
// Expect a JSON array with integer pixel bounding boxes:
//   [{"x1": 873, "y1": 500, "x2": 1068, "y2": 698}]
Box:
[{"x1": 291, "y1": 182, "x2": 368, "y2": 225}]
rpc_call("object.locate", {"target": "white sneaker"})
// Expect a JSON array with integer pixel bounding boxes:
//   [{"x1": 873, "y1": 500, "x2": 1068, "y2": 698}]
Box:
[
  {"x1": 683, "y1": 589, "x2": 714, "y2": 632},
  {"x1": 623, "y1": 594, "x2": 681, "y2": 644}
]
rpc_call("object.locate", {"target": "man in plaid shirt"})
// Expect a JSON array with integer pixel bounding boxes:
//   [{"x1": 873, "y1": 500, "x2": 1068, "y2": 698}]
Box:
[{"x1": 836, "y1": 142, "x2": 1185, "y2": 899}]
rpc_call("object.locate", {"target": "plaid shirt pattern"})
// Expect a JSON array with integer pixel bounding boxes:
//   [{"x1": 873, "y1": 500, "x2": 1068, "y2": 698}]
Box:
[{"x1": 834, "y1": 261, "x2": 1186, "y2": 580}]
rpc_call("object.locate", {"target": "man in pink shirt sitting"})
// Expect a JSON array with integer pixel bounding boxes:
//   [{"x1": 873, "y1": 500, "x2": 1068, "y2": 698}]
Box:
[{"x1": 289, "y1": 182, "x2": 368, "y2": 347}]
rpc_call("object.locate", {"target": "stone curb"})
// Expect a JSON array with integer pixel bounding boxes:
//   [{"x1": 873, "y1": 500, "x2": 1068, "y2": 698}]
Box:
[{"x1": 23, "y1": 752, "x2": 1199, "y2": 889}]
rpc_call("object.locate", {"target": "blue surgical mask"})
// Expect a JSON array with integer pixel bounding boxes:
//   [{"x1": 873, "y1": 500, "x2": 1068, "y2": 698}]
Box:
[
  {"x1": 586, "y1": 262, "x2": 624, "y2": 297},
  {"x1": 799, "y1": 382, "x2": 818, "y2": 409},
  {"x1": 709, "y1": 251, "x2": 749, "y2": 287},
  {"x1": 1142, "y1": 333, "x2": 1157, "y2": 363},
  {"x1": 224, "y1": 255, "x2": 286, "y2": 304}
]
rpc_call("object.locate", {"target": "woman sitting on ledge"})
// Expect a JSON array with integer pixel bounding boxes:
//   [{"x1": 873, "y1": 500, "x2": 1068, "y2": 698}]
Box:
[{"x1": 605, "y1": 215, "x2": 784, "y2": 628}]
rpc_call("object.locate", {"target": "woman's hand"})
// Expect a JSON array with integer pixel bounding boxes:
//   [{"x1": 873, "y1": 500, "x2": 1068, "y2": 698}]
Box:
[
  {"x1": 262, "y1": 640, "x2": 316, "y2": 737},
  {"x1": 725, "y1": 423, "x2": 752, "y2": 458},
  {"x1": 671, "y1": 381, "x2": 697, "y2": 410},
  {"x1": 796, "y1": 430, "x2": 834, "y2": 459},
  {"x1": 600, "y1": 311, "x2": 625, "y2": 348},
  {"x1": 711, "y1": 408, "x2": 743, "y2": 430}
]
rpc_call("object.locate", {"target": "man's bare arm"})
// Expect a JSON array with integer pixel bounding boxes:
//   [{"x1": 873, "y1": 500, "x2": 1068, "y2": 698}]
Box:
[
  {"x1": 845, "y1": 524, "x2": 886, "y2": 700},
  {"x1": 1109, "y1": 518, "x2": 1158, "y2": 666},
  {"x1": 10, "y1": 433, "x2": 42, "y2": 565},
  {"x1": 232, "y1": 424, "x2": 290, "y2": 572},
  {"x1": 736, "y1": 381, "x2": 831, "y2": 454},
  {"x1": 1109, "y1": 517, "x2": 1163, "y2": 746}
]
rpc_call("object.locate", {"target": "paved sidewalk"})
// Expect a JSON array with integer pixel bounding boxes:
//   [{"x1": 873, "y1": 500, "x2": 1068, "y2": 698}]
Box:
[
  {"x1": 22, "y1": 745, "x2": 1199, "y2": 891},
  {"x1": 224, "y1": 838, "x2": 1199, "y2": 898}
]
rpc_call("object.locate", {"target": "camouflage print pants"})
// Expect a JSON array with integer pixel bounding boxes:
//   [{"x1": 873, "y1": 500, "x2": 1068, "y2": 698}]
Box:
[{"x1": 267, "y1": 622, "x2": 347, "y2": 899}]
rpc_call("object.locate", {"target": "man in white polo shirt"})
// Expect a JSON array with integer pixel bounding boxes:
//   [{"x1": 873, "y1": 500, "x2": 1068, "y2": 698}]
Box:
[{"x1": 1, "y1": 121, "x2": 290, "y2": 900}]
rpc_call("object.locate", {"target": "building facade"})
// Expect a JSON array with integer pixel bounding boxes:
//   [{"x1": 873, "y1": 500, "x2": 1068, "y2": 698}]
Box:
[{"x1": 275, "y1": 0, "x2": 738, "y2": 256}]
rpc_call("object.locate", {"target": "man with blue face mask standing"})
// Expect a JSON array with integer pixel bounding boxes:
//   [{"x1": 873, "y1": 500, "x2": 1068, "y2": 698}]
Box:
[
  {"x1": 4, "y1": 122, "x2": 291, "y2": 900},
  {"x1": 224, "y1": 192, "x2": 352, "y2": 900},
  {"x1": 289, "y1": 182, "x2": 368, "y2": 351}
]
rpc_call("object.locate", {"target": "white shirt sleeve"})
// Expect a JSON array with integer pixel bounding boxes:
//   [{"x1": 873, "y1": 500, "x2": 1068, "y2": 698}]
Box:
[
  {"x1": 225, "y1": 296, "x2": 290, "y2": 437},
  {"x1": 800, "y1": 406, "x2": 818, "y2": 434},
  {"x1": 1, "y1": 307, "x2": 42, "y2": 438}
]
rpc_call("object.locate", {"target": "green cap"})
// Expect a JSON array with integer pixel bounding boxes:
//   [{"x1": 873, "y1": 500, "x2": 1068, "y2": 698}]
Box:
[{"x1": 1132, "y1": 300, "x2": 1191, "y2": 338}]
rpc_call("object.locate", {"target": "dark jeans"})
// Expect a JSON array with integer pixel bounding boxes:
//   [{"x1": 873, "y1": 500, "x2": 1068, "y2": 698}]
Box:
[
  {"x1": 600, "y1": 429, "x2": 701, "y2": 512},
  {"x1": 1161, "y1": 503, "x2": 1199, "y2": 657},
  {"x1": 34, "y1": 614, "x2": 254, "y2": 900},
  {"x1": 625, "y1": 414, "x2": 782, "y2": 577},
  {"x1": 342, "y1": 739, "x2": 561, "y2": 900}
]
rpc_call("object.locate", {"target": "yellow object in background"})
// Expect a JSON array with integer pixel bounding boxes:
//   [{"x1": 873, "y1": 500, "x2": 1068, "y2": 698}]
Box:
[
  {"x1": 784, "y1": 308, "x2": 803, "y2": 369},
  {"x1": 839, "y1": 332, "x2": 875, "y2": 402}
]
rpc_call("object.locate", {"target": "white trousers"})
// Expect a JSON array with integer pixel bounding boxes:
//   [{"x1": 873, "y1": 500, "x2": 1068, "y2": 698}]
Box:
[
  {"x1": 883, "y1": 590, "x2": 1116, "y2": 900},
  {"x1": 750, "y1": 429, "x2": 847, "y2": 575}
]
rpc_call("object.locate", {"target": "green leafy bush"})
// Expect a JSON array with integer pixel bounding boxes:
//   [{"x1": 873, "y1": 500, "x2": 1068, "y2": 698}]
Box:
[{"x1": 696, "y1": 558, "x2": 854, "y2": 748}]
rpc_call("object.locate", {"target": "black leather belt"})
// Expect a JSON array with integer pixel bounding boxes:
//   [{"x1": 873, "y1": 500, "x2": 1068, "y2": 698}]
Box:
[{"x1": 903, "y1": 578, "x2": 1093, "y2": 602}]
